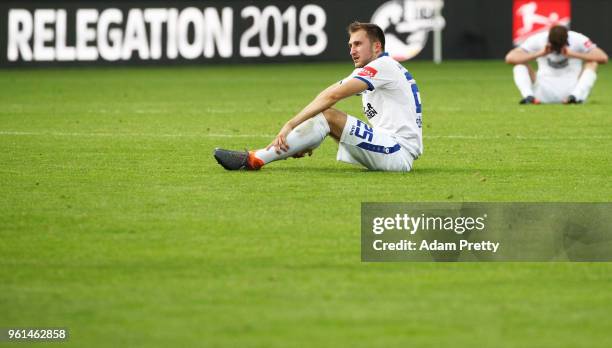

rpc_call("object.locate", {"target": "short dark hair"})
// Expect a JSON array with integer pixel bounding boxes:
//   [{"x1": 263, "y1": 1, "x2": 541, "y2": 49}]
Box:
[
  {"x1": 347, "y1": 21, "x2": 385, "y2": 50},
  {"x1": 548, "y1": 25, "x2": 569, "y2": 53}
]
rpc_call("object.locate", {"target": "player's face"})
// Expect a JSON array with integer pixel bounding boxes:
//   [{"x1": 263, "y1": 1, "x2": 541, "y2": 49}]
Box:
[{"x1": 349, "y1": 30, "x2": 377, "y2": 68}]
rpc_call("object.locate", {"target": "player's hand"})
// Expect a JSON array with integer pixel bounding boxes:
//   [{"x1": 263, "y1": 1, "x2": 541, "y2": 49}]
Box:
[
  {"x1": 561, "y1": 46, "x2": 575, "y2": 58},
  {"x1": 292, "y1": 149, "x2": 313, "y2": 158},
  {"x1": 267, "y1": 124, "x2": 292, "y2": 154},
  {"x1": 539, "y1": 44, "x2": 552, "y2": 57}
]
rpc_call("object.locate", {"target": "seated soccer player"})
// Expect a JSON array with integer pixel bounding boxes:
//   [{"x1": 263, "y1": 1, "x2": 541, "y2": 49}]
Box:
[
  {"x1": 214, "y1": 22, "x2": 423, "y2": 172},
  {"x1": 505, "y1": 25, "x2": 608, "y2": 104}
]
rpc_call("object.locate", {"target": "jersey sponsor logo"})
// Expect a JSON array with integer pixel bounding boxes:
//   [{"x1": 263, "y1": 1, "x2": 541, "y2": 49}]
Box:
[
  {"x1": 370, "y1": 0, "x2": 445, "y2": 61},
  {"x1": 364, "y1": 103, "x2": 378, "y2": 119},
  {"x1": 358, "y1": 66, "x2": 378, "y2": 78},
  {"x1": 584, "y1": 40, "x2": 593, "y2": 49},
  {"x1": 546, "y1": 57, "x2": 568, "y2": 69},
  {"x1": 512, "y1": 0, "x2": 571, "y2": 45}
]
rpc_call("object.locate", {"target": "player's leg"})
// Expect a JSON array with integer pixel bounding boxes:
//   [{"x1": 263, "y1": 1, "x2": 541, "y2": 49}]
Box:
[
  {"x1": 215, "y1": 110, "x2": 340, "y2": 170},
  {"x1": 567, "y1": 62, "x2": 598, "y2": 103},
  {"x1": 287, "y1": 108, "x2": 348, "y2": 159},
  {"x1": 321, "y1": 108, "x2": 347, "y2": 141},
  {"x1": 513, "y1": 64, "x2": 539, "y2": 104},
  {"x1": 248, "y1": 108, "x2": 347, "y2": 165},
  {"x1": 250, "y1": 112, "x2": 332, "y2": 167},
  {"x1": 245, "y1": 108, "x2": 346, "y2": 167},
  {"x1": 214, "y1": 109, "x2": 348, "y2": 170},
  {"x1": 336, "y1": 115, "x2": 413, "y2": 172}
]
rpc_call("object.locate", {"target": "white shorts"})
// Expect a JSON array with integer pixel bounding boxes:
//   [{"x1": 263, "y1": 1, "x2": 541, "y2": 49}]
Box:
[
  {"x1": 336, "y1": 115, "x2": 414, "y2": 172},
  {"x1": 534, "y1": 75, "x2": 578, "y2": 103}
]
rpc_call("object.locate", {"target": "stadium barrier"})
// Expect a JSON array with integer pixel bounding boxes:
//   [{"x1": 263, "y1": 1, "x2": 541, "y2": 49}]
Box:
[{"x1": 1, "y1": 0, "x2": 608, "y2": 67}]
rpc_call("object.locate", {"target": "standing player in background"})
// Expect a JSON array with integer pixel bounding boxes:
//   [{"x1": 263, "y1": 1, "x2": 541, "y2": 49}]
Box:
[
  {"x1": 214, "y1": 22, "x2": 423, "y2": 172},
  {"x1": 505, "y1": 25, "x2": 608, "y2": 104}
]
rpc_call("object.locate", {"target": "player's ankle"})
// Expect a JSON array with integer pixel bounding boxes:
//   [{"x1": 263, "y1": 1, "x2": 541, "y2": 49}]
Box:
[{"x1": 247, "y1": 151, "x2": 264, "y2": 170}]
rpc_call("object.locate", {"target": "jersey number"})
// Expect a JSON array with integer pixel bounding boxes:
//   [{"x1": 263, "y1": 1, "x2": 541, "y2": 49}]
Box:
[
  {"x1": 355, "y1": 120, "x2": 373, "y2": 142},
  {"x1": 404, "y1": 72, "x2": 422, "y2": 128},
  {"x1": 411, "y1": 84, "x2": 422, "y2": 114}
]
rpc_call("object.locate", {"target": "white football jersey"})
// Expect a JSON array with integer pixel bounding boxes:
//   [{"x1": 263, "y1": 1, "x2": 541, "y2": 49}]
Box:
[
  {"x1": 342, "y1": 53, "x2": 423, "y2": 157},
  {"x1": 520, "y1": 30, "x2": 596, "y2": 78}
]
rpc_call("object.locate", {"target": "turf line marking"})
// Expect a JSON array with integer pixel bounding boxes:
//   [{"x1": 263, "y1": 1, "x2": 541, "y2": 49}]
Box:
[
  {"x1": 0, "y1": 131, "x2": 274, "y2": 138},
  {"x1": 0, "y1": 130, "x2": 609, "y2": 140}
]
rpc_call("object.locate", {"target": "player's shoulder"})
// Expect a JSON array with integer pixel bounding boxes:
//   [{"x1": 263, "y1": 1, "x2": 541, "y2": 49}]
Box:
[
  {"x1": 521, "y1": 31, "x2": 548, "y2": 48},
  {"x1": 365, "y1": 53, "x2": 392, "y2": 67},
  {"x1": 364, "y1": 53, "x2": 402, "y2": 74},
  {"x1": 568, "y1": 31, "x2": 595, "y2": 51},
  {"x1": 568, "y1": 31, "x2": 591, "y2": 44},
  {"x1": 530, "y1": 31, "x2": 549, "y2": 40},
  {"x1": 568, "y1": 31, "x2": 588, "y2": 40}
]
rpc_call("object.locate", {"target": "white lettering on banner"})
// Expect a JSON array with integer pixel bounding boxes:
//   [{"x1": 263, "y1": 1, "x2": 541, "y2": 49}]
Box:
[
  {"x1": 166, "y1": 8, "x2": 179, "y2": 59},
  {"x1": 240, "y1": 6, "x2": 261, "y2": 57},
  {"x1": 299, "y1": 5, "x2": 327, "y2": 56},
  {"x1": 204, "y1": 8, "x2": 233, "y2": 58},
  {"x1": 240, "y1": 5, "x2": 327, "y2": 58},
  {"x1": 56, "y1": 10, "x2": 76, "y2": 61},
  {"x1": 6, "y1": 5, "x2": 328, "y2": 62},
  {"x1": 98, "y1": 9, "x2": 123, "y2": 61},
  {"x1": 33, "y1": 9, "x2": 55, "y2": 61},
  {"x1": 8, "y1": 9, "x2": 33, "y2": 61},
  {"x1": 260, "y1": 6, "x2": 282, "y2": 57},
  {"x1": 122, "y1": 9, "x2": 149, "y2": 60},
  {"x1": 280, "y1": 6, "x2": 299, "y2": 56},
  {"x1": 178, "y1": 7, "x2": 203, "y2": 59},
  {"x1": 144, "y1": 9, "x2": 167, "y2": 60},
  {"x1": 76, "y1": 9, "x2": 98, "y2": 61}
]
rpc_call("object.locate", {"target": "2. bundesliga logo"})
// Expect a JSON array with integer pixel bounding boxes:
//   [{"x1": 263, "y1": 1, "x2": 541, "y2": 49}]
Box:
[
  {"x1": 358, "y1": 66, "x2": 378, "y2": 78},
  {"x1": 371, "y1": 0, "x2": 445, "y2": 61}
]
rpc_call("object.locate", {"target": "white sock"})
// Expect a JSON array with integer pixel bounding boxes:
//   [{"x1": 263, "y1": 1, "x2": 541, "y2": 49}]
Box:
[
  {"x1": 513, "y1": 65, "x2": 534, "y2": 98},
  {"x1": 571, "y1": 69, "x2": 597, "y2": 101},
  {"x1": 254, "y1": 113, "x2": 330, "y2": 164}
]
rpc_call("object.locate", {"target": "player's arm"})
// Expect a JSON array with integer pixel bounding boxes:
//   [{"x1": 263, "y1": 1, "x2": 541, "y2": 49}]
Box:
[
  {"x1": 314, "y1": 81, "x2": 345, "y2": 99},
  {"x1": 286, "y1": 78, "x2": 366, "y2": 129},
  {"x1": 563, "y1": 47, "x2": 608, "y2": 64},
  {"x1": 505, "y1": 46, "x2": 549, "y2": 64},
  {"x1": 268, "y1": 78, "x2": 368, "y2": 152}
]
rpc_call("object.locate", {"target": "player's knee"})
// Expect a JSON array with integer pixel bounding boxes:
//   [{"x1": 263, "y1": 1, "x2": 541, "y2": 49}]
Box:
[
  {"x1": 322, "y1": 108, "x2": 347, "y2": 139},
  {"x1": 322, "y1": 109, "x2": 345, "y2": 127},
  {"x1": 322, "y1": 108, "x2": 335, "y2": 124},
  {"x1": 513, "y1": 64, "x2": 528, "y2": 72},
  {"x1": 584, "y1": 61, "x2": 598, "y2": 72}
]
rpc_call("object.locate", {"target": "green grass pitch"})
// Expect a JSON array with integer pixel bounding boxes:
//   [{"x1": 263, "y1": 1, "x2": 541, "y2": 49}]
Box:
[{"x1": 1, "y1": 61, "x2": 611, "y2": 347}]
